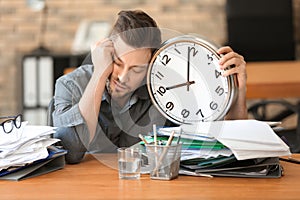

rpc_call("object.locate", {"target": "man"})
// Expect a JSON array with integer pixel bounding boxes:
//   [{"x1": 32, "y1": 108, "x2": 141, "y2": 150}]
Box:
[{"x1": 53, "y1": 10, "x2": 247, "y2": 164}]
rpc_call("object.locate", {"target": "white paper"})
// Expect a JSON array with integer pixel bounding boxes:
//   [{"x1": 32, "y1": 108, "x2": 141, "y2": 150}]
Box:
[
  {"x1": 0, "y1": 122, "x2": 55, "y2": 151},
  {"x1": 0, "y1": 147, "x2": 49, "y2": 170},
  {"x1": 0, "y1": 122, "x2": 59, "y2": 171},
  {"x1": 158, "y1": 126, "x2": 216, "y2": 142},
  {"x1": 203, "y1": 120, "x2": 291, "y2": 160}
]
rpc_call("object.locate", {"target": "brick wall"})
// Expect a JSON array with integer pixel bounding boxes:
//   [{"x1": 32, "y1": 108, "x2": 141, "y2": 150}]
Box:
[{"x1": 0, "y1": 0, "x2": 299, "y2": 116}]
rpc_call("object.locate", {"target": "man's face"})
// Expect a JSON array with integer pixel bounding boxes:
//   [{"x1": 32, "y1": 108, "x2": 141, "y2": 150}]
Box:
[{"x1": 109, "y1": 37, "x2": 152, "y2": 101}]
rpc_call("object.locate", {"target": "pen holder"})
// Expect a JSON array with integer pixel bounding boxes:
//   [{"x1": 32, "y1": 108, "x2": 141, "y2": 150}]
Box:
[{"x1": 145, "y1": 143, "x2": 182, "y2": 180}]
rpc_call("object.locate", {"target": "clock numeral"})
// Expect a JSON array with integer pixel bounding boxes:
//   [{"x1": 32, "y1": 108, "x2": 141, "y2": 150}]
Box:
[
  {"x1": 181, "y1": 109, "x2": 190, "y2": 118},
  {"x1": 166, "y1": 101, "x2": 174, "y2": 111},
  {"x1": 215, "y1": 86, "x2": 224, "y2": 96},
  {"x1": 160, "y1": 55, "x2": 171, "y2": 66},
  {"x1": 155, "y1": 71, "x2": 164, "y2": 80},
  {"x1": 210, "y1": 101, "x2": 218, "y2": 110},
  {"x1": 157, "y1": 86, "x2": 166, "y2": 96},
  {"x1": 207, "y1": 54, "x2": 213, "y2": 65},
  {"x1": 174, "y1": 48, "x2": 181, "y2": 54},
  {"x1": 188, "y1": 46, "x2": 198, "y2": 57},
  {"x1": 196, "y1": 109, "x2": 204, "y2": 118},
  {"x1": 215, "y1": 70, "x2": 222, "y2": 79}
]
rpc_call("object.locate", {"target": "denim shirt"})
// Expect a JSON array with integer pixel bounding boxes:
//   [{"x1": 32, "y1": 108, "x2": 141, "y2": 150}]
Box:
[{"x1": 52, "y1": 64, "x2": 173, "y2": 153}]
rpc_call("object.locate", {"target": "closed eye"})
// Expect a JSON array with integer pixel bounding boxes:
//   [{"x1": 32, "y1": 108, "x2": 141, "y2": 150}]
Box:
[{"x1": 131, "y1": 65, "x2": 148, "y2": 73}]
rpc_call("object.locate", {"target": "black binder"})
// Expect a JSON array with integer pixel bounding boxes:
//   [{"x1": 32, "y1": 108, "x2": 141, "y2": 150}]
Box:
[{"x1": 180, "y1": 157, "x2": 282, "y2": 178}]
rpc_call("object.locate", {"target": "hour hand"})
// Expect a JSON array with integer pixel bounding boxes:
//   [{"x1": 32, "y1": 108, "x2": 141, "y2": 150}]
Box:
[{"x1": 166, "y1": 81, "x2": 195, "y2": 90}]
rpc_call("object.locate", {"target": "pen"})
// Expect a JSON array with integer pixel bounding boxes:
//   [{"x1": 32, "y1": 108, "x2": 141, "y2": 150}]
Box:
[
  {"x1": 279, "y1": 157, "x2": 300, "y2": 164},
  {"x1": 153, "y1": 124, "x2": 159, "y2": 174},
  {"x1": 176, "y1": 127, "x2": 182, "y2": 144},
  {"x1": 180, "y1": 169, "x2": 213, "y2": 178}
]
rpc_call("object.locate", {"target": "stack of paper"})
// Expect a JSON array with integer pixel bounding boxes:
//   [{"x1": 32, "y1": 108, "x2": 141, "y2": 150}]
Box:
[
  {"x1": 156, "y1": 127, "x2": 233, "y2": 161},
  {"x1": 150, "y1": 120, "x2": 290, "y2": 178},
  {"x1": 180, "y1": 120, "x2": 291, "y2": 160},
  {"x1": 138, "y1": 120, "x2": 291, "y2": 178},
  {"x1": 0, "y1": 122, "x2": 60, "y2": 171}
]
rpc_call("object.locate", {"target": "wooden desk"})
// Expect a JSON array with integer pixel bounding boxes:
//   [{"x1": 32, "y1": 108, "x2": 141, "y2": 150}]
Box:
[
  {"x1": 0, "y1": 154, "x2": 300, "y2": 200},
  {"x1": 246, "y1": 61, "x2": 300, "y2": 99}
]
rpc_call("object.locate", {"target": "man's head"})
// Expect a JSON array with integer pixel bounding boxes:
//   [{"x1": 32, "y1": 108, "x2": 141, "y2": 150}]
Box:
[
  {"x1": 110, "y1": 10, "x2": 161, "y2": 53},
  {"x1": 108, "y1": 10, "x2": 161, "y2": 105}
]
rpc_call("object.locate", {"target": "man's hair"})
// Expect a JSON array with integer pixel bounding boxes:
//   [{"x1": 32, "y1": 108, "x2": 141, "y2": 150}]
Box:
[{"x1": 110, "y1": 10, "x2": 162, "y2": 52}]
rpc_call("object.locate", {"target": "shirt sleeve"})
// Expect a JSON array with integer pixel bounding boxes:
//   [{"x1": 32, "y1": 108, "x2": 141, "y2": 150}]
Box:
[
  {"x1": 52, "y1": 66, "x2": 93, "y2": 145},
  {"x1": 53, "y1": 77, "x2": 85, "y2": 127}
]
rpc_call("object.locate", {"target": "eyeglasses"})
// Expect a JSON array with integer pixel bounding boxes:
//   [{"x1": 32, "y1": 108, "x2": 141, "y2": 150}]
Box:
[{"x1": 0, "y1": 114, "x2": 22, "y2": 134}]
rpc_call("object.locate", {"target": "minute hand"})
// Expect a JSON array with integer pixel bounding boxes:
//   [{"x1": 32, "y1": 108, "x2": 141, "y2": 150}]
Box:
[
  {"x1": 187, "y1": 47, "x2": 191, "y2": 91},
  {"x1": 166, "y1": 81, "x2": 195, "y2": 90}
]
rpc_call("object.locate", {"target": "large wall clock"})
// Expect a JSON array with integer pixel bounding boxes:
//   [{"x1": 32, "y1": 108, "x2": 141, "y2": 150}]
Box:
[{"x1": 147, "y1": 35, "x2": 237, "y2": 125}]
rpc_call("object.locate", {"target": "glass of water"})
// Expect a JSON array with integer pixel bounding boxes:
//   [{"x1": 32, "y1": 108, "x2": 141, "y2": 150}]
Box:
[{"x1": 117, "y1": 147, "x2": 142, "y2": 180}]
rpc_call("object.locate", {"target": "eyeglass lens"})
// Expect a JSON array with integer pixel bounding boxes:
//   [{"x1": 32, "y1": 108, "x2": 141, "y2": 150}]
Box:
[
  {"x1": 14, "y1": 115, "x2": 22, "y2": 128},
  {"x1": 3, "y1": 119, "x2": 14, "y2": 133},
  {"x1": 1, "y1": 114, "x2": 22, "y2": 133}
]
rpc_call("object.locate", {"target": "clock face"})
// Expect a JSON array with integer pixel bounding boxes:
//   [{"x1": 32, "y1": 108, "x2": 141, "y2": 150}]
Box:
[{"x1": 147, "y1": 36, "x2": 236, "y2": 125}]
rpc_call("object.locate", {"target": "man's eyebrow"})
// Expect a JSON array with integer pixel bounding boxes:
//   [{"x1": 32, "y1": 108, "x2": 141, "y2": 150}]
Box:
[{"x1": 113, "y1": 54, "x2": 148, "y2": 68}]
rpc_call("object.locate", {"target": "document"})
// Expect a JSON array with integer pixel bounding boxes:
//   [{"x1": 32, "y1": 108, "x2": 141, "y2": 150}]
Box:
[
  {"x1": 181, "y1": 120, "x2": 291, "y2": 160},
  {"x1": 156, "y1": 120, "x2": 291, "y2": 160},
  {"x1": 152, "y1": 129, "x2": 233, "y2": 160},
  {"x1": 0, "y1": 146, "x2": 67, "y2": 181},
  {"x1": 0, "y1": 122, "x2": 59, "y2": 171},
  {"x1": 139, "y1": 120, "x2": 290, "y2": 178}
]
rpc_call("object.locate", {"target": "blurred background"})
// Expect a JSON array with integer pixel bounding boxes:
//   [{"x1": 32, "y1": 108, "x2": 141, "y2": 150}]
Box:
[{"x1": 0, "y1": 0, "x2": 299, "y2": 126}]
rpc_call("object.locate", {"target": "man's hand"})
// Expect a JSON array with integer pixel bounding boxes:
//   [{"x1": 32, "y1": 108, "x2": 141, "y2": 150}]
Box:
[
  {"x1": 91, "y1": 38, "x2": 114, "y2": 78},
  {"x1": 217, "y1": 46, "x2": 248, "y2": 120},
  {"x1": 217, "y1": 46, "x2": 247, "y2": 91}
]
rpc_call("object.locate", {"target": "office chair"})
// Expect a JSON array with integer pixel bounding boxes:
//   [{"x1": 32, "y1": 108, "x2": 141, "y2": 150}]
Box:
[
  {"x1": 226, "y1": 0, "x2": 300, "y2": 152},
  {"x1": 249, "y1": 100, "x2": 300, "y2": 152},
  {"x1": 47, "y1": 97, "x2": 54, "y2": 126}
]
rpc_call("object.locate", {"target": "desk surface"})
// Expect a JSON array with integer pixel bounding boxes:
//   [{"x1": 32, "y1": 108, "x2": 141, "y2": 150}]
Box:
[
  {"x1": 246, "y1": 61, "x2": 300, "y2": 99},
  {"x1": 1, "y1": 154, "x2": 300, "y2": 200}
]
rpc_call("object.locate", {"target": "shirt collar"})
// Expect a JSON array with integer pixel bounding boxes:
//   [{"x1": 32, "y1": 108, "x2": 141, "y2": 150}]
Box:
[{"x1": 102, "y1": 83, "x2": 150, "y2": 114}]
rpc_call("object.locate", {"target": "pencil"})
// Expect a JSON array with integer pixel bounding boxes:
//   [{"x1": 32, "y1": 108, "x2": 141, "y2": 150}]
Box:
[
  {"x1": 138, "y1": 134, "x2": 149, "y2": 145},
  {"x1": 153, "y1": 124, "x2": 157, "y2": 146},
  {"x1": 153, "y1": 130, "x2": 176, "y2": 175},
  {"x1": 166, "y1": 130, "x2": 175, "y2": 146}
]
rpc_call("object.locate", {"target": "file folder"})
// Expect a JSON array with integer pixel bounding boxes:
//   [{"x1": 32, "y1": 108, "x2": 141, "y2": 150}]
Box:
[
  {"x1": 0, "y1": 147, "x2": 67, "y2": 181},
  {"x1": 180, "y1": 157, "x2": 282, "y2": 178},
  {"x1": 38, "y1": 56, "x2": 54, "y2": 107},
  {"x1": 23, "y1": 57, "x2": 38, "y2": 107}
]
